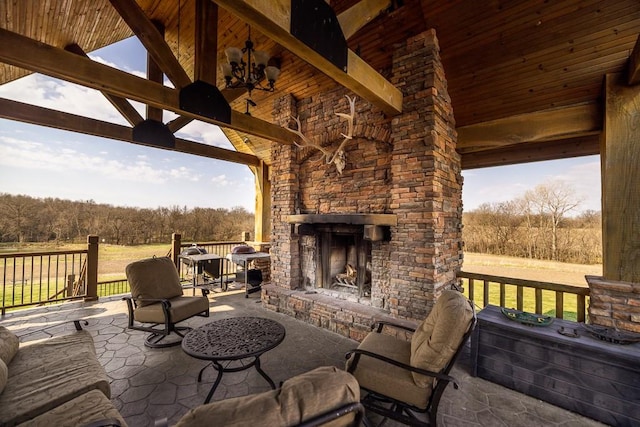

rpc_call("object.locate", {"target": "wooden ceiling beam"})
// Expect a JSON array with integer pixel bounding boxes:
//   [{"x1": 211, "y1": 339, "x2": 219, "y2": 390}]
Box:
[
  {"x1": 0, "y1": 97, "x2": 260, "y2": 167},
  {"x1": 107, "y1": 0, "x2": 191, "y2": 89},
  {"x1": 627, "y1": 33, "x2": 640, "y2": 85},
  {"x1": 461, "y1": 135, "x2": 601, "y2": 169},
  {"x1": 211, "y1": 0, "x2": 403, "y2": 116},
  {"x1": 0, "y1": 28, "x2": 293, "y2": 144},
  {"x1": 64, "y1": 43, "x2": 144, "y2": 127},
  {"x1": 337, "y1": 0, "x2": 391, "y2": 40},
  {"x1": 457, "y1": 103, "x2": 602, "y2": 153},
  {"x1": 146, "y1": 20, "x2": 165, "y2": 122},
  {"x1": 195, "y1": 0, "x2": 218, "y2": 84}
]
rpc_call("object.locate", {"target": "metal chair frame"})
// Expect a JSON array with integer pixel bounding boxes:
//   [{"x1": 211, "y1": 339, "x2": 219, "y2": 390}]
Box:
[
  {"x1": 123, "y1": 291, "x2": 209, "y2": 348},
  {"x1": 346, "y1": 302, "x2": 477, "y2": 426}
]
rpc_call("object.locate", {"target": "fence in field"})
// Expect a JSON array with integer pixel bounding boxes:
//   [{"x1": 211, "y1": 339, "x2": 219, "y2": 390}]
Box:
[
  {"x1": 457, "y1": 271, "x2": 590, "y2": 322},
  {"x1": 0, "y1": 234, "x2": 256, "y2": 314},
  {"x1": 1, "y1": 235, "x2": 590, "y2": 321}
]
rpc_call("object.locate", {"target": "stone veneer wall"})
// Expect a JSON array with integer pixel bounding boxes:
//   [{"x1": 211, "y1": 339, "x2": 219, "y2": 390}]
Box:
[
  {"x1": 264, "y1": 29, "x2": 462, "y2": 334},
  {"x1": 587, "y1": 276, "x2": 640, "y2": 333}
]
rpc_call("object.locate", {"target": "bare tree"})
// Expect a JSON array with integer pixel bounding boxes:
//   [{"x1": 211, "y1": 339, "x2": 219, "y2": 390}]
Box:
[{"x1": 524, "y1": 181, "x2": 583, "y2": 261}]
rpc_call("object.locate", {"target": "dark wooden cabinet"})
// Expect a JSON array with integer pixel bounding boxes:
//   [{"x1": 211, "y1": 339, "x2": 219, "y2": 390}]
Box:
[{"x1": 471, "y1": 305, "x2": 640, "y2": 426}]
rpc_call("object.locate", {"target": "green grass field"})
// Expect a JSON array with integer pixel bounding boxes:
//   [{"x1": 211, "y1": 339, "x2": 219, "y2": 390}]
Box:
[{"x1": 460, "y1": 280, "x2": 587, "y2": 322}]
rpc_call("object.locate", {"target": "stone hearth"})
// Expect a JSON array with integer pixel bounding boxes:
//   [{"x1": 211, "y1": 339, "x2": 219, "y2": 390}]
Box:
[{"x1": 264, "y1": 29, "x2": 462, "y2": 337}]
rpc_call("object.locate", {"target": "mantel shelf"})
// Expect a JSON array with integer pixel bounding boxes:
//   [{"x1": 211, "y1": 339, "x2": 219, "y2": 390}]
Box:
[{"x1": 286, "y1": 214, "x2": 397, "y2": 226}]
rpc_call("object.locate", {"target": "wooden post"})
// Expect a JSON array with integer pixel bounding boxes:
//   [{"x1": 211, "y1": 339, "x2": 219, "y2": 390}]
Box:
[
  {"x1": 66, "y1": 274, "x2": 75, "y2": 297},
  {"x1": 85, "y1": 235, "x2": 99, "y2": 301},
  {"x1": 253, "y1": 161, "x2": 271, "y2": 244},
  {"x1": 602, "y1": 73, "x2": 640, "y2": 283},
  {"x1": 171, "y1": 233, "x2": 182, "y2": 267}
]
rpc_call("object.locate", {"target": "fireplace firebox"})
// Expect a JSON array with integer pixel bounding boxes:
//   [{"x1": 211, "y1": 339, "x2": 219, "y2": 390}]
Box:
[{"x1": 289, "y1": 214, "x2": 395, "y2": 299}]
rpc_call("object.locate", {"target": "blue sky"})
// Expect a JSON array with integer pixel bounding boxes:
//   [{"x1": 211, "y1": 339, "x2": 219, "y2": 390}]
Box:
[{"x1": 0, "y1": 37, "x2": 601, "y2": 214}]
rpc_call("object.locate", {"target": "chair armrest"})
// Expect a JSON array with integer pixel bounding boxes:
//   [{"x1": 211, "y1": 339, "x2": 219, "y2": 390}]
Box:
[
  {"x1": 122, "y1": 296, "x2": 173, "y2": 306},
  {"x1": 296, "y1": 402, "x2": 365, "y2": 427},
  {"x1": 371, "y1": 320, "x2": 416, "y2": 334},
  {"x1": 345, "y1": 349, "x2": 459, "y2": 388}
]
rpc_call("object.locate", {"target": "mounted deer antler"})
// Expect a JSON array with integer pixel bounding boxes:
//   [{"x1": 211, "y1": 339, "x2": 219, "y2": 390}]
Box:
[{"x1": 287, "y1": 95, "x2": 356, "y2": 175}]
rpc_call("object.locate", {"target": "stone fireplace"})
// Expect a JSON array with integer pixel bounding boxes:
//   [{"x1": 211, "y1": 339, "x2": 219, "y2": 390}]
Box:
[
  {"x1": 263, "y1": 29, "x2": 463, "y2": 340},
  {"x1": 289, "y1": 214, "x2": 395, "y2": 301}
]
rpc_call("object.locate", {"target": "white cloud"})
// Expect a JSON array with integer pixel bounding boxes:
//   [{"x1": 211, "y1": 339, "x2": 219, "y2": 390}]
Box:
[
  {"x1": 176, "y1": 121, "x2": 234, "y2": 149},
  {"x1": 0, "y1": 134, "x2": 202, "y2": 185},
  {"x1": 0, "y1": 74, "x2": 130, "y2": 125},
  {"x1": 211, "y1": 174, "x2": 230, "y2": 186}
]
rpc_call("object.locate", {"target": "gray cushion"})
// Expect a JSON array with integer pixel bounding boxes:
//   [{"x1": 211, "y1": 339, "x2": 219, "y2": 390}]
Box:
[{"x1": 126, "y1": 256, "x2": 183, "y2": 306}]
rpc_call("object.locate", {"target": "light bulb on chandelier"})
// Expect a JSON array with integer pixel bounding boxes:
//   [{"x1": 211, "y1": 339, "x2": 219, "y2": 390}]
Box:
[{"x1": 222, "y1": 26, "x2": 280, "y2": 100}]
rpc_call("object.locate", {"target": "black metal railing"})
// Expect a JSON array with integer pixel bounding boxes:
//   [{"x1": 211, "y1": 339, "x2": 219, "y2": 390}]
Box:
[{"x1": 0, "y1": 249, "x2": 88, "y2": 314}]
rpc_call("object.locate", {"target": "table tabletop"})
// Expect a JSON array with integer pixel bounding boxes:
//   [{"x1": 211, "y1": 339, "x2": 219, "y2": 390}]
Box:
[{"x1": 182, "y1": 317, "x2": 285, "y2": 361}]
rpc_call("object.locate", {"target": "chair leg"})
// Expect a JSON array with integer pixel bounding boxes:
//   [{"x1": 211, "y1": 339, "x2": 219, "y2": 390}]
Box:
[{"x1": 144, "y1": 327, "x2": 192, "y2": 348}]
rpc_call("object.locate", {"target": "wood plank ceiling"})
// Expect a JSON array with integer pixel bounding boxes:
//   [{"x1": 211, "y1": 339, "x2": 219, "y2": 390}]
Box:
[{"x1": 0, "y1": 0, "x2": 639, "y2": 169}]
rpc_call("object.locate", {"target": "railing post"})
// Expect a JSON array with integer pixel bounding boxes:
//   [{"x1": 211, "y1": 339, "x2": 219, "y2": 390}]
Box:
[
  {"x1": 172, "y1": 233, "x2": 182, "y2": 267},
  {"x1": 67, "y1": 274, "x2": 75, "y2": 297},
  {"x1": 85, "y1": 235, "x2": 99, "y2": 301}
]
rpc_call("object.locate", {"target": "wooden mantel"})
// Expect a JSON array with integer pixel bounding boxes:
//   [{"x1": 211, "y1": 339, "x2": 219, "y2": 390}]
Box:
[{"x1": 286, "y1": 213, "x2": 397, "y2": 226}]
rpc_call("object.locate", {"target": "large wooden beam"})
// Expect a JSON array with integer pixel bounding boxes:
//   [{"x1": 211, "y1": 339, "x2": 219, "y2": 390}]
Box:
[
  {"x1": 0, "y1": 28, "x2": 293, "y2": 144},
  {"x1": 627, "y1": 34, "x2": 640, "y2": 85},
  {"x1": 107, "y1": 0, "x2": 191, "y2": 89},
  {"x1": 337, "y1": 0, "x2": 391, "y2": 39},
  {"x1": 211, "y1": 0, "x2": 402, "y2": 116},
  {"x1": 64, "y1": 43, "x2": 144, "y2": 126},
  {"x1": 195, "y1": 0, "x2": 218, "y2": 84},
  {"x1": 602, "y1": 73, "x2": 640, "y2": 283},
  {"x1": 0, "y1": 97, "x2": 260, "y2": 167},
  {"x1": 146, "y1": 20, "x2": 165, "y2": 122},
  {"x1": 461, "y1": 135, "x2": 600, "y2": 169},
  {"x1": 457, "y1": 103, "x2": 602, "y2": 153}
]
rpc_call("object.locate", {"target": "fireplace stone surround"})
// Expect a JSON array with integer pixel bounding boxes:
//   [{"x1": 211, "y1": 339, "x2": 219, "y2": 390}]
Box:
[{"x1": 263, "y1": 29, "x2": 463, "y2": 340}]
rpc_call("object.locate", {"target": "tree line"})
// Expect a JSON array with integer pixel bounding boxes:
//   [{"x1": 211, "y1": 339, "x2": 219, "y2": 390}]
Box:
[
  {"x1": 462, "y1": 181, "x2": 602, "y2": 264},
  {"x1": 0, "y1": 193, "x2": 255, "y2": 245}
]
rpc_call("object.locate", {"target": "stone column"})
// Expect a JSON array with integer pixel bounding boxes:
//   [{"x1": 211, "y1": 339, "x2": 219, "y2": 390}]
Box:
[
  {"x1": 388, "y1": 29, "x2": 463, "y2": 320},
  {"x1": 269, "y1": 94, "x2": 301, "y2": 290}
]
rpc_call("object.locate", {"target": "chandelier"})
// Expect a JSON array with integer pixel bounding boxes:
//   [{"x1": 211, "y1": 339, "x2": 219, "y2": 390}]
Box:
[{"x1": 222, "y1": 27, "x2": 280, "y2": 99}]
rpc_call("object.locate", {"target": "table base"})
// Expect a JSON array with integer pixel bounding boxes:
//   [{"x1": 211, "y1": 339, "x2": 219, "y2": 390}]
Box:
[{"x1": 198, "y1": 356, "x2": 276, "y2": 403}]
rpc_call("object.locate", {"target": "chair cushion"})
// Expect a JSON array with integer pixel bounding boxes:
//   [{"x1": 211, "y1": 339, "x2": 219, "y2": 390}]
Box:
[
  {"x1": 346, "y1": 332, "x2": 430, "y2": 409},
  {"x1": 410, "y1": 290, "x2": 474, "y2": 387},
  {"x1": 0, "y1": 359, "x2": 7, "y2": 395},
  {"x1": 126, "y1": 256, "x2": 183, "y2": 306},
  {"x1": 133, "y1": 296, "x2": 209, "y2": 324},
  {"x1": 18, "y1": 389, "x2": 128, "y2": 427},
  {"x1": 0, "y1": 326, "x2": 19, "y2": 364},
  {"x1": 280, "y1": 365, "x2": 360, "y2": 426},
  {"x1": 174, "y1": 366, "x2": 359, "y2": 427},
  {"x1": 10, "y1": 329, "x2": 97, "y2": 377},
  {"x1": 0, "y1": 350, "x2": 111, "y2": 425}
]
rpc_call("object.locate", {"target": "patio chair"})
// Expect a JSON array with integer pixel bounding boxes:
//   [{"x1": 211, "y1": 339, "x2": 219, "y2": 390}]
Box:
[
  {"x1": 167, "y1": 366, "x2": 364, "y2": 427},
  {"x1": 124, "y1": 256, "x2": 210, "y2": 348},
  {"x1": 345, "y1": 289, "x2": 476, "y2": 426}
]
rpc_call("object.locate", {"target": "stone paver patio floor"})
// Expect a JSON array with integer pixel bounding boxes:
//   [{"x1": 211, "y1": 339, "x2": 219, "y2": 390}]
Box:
[{"x1": 1, "y1": 288, "x2": 606, "y2": 427}]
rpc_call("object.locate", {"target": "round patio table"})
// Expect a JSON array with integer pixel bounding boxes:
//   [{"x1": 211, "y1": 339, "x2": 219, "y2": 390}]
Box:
[{"x1": 182, "y1": 316, "x2": 286, "y2": 403}]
